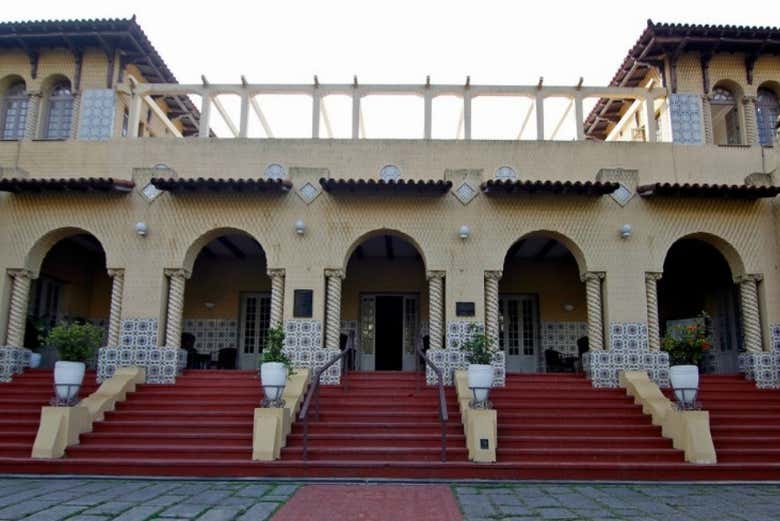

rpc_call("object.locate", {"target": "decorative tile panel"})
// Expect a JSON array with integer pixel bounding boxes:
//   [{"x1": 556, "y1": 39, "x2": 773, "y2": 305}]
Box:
[
  {"x1": 669, "y1": 93, "x2": 703, "y2": 145},
  {"x1": 0, "y1": 347, "x2": 31, "y2": 382},
  {"x1": 453, "y1": 182, "x2": 478, "y2": 205},
  {"x1": 583, "y1": 322, "x2": 669, "y2": 388},
  {"x1": 425, "y1": 348, "x2": 505, "y2": 387},
  {"x1": 99, "y1": 318, "x2": 182, "y2": 384},
  {"x1": 739, "y1": 351, "x2": 780, "y2": 389},
  {"x1": 77, "y1": 89, "x2": 116, "y2": 141},
  {"x1": 183, "y1": 318, "x2": 238, "y2": 361},
  {"x1": 540, "y1": 321, "x2": 588, "y2": 373},
  {"x1": 282, "y1": 319, "x2": 341, "y2": 384},
  {"x1": 297, "y1": 182, "x2": 321, "y2": 204}
]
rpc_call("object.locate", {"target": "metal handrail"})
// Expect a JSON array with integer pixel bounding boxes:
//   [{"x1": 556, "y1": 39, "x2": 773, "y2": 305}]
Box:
[
  {"x1": 416, "y1": 341, "x2": 448, "y2": 462},
  {"x1": 298, "y1": 336, "x2": 355, "y2": 461}
]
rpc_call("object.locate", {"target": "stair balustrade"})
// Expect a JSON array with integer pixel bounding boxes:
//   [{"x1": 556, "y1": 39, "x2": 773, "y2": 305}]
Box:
[{"x1": 416, "y1": 341, "x2": 448, "y2": 462}]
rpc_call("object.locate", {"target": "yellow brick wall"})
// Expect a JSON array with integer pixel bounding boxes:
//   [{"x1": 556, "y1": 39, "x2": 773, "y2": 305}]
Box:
[{"x1": 671, "y1": 52, "x2": 780, "y2": 96}]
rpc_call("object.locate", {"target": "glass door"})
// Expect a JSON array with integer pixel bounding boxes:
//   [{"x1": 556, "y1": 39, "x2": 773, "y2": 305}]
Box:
[
  {"x1": 402, "y1": 296, "x2": 419, "y2": 371},
  {"x1": 238, "y1": 293, "x2": 271, "y2": 370},
  {"x1": 499, "y1": 295, "x2": 539, "y2": 373}
]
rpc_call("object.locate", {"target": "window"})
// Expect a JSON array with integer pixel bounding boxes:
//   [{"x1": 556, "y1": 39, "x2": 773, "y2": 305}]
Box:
[
  {"x1": 42, "y1": 81, "x2": 73, "y2": 139},
  {"x1": 710, "y1": 87, "x2": 741, "y2": 145},
  {"x1": 1, "y1": 82, "x2": 28, "y2": 140},
  {"x1": 757, "y1": 88, "x2": 779, "y2": 147}
]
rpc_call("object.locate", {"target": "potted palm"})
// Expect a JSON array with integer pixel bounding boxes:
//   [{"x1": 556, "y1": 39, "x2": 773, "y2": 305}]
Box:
[
  {"x1": 259, "y1": 325, "x2": 293, "y2": 405},
  {"x1": 662, "y1": 313, "x2": 711, "y2": 408},
  {"x1": 43, "y1": 322, "x2": 102, "y2": 403},
  {"x1": 461, "y1": 324, "x2": 496, "y2": 404}
]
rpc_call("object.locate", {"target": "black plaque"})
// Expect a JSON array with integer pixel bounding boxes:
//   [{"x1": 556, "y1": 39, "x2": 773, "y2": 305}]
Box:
[
  {"x1": 456, "y1": 302, "x2": 475, "y2": 317},
  {"x1": 293, "y1": 290, "x2": 313, "y2": 318}
]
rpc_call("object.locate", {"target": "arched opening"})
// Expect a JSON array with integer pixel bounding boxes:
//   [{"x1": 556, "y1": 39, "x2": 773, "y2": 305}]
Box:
[
  {"x1": 757, "y1": 84, "x2": 779, "y2": 146},
  {"x1": 181, "y1": 232, "x2": 269, "y2": 370},
  {"x1": 658, "y1": 238, "x2": 742, "y2": 374},
  {"x1": 710, "y1": 82, "x2": 743, "y2": 145},
  {"x1": 343, "y1": 232, "x2": 427, "y2": 371},
  {"x1": 27, "y1": 233, "x2": 110, "y2": 366},
  {"x1": 40, "y1": 75, "x2": 73, "y2": 139},
  {"x1": 1, "y1": 76, "x2": 28, "y2": 140},
  {"x1": 500, "y1": 233, "x2": 587, "y2": 373}
]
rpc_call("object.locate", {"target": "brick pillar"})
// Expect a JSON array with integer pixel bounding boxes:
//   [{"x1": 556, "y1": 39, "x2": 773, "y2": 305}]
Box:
[
  {"x1": 324, "y1": 269, "x2": 344, "y2": 350},
  {"x1": 645, "y1": 272, "x2": 663, "y2": 351},
  {"x1": 742, "y1": 95, "x2": 758, "y2": 146},
  {"x1": 106, "y1": 269, "x2": 124, "y2": 347},
  {"x1": 5, "y1": 270, "x2": 33, "y2": 347},
  {"x1": 427, "y1": 271, "x2": 445, "y2": 350},
  {"x1": 268, "y1": 268, "x2": 285, "y2": 328},
  {"x1": 737, "y1": 274, "x2": 763, "y2": 353},
  {"x1": 701, "y1": 95, "x2": 714, "y2": 145},
  {"x1": 484, "y1": 270, "x2": 502, "y2": 345},
  {"x1": 582, "y1": 272, "x2": 605, "y2": 350},
  {"x1": 164, "y1": 269, "x2": 190, "y2": 349}
]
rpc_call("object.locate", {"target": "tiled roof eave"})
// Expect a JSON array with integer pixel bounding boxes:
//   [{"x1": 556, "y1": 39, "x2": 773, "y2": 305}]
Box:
[
  {"x1": 319, "y1": 178, "x2": 453, "y2": 195},
  {"x1": 0, "y1": 177, "x2": 134, "y2": 193},
  {"x1": 480, "y1": 179, "x2": 620, "y2": 195},
  {"x1": 150, "y1": 177, "x2": 292, "y2": 193},
  {"x1": 637, "y1": 183, "x2": 780, "y2": 199}
]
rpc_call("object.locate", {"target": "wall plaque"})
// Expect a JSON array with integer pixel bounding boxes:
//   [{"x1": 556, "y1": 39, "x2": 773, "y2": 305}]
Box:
[
  {"x1": 294, "y1": 290, "x2": 313, "y2": 318},
  {"x1": 456, "y1": 302, "x2": 475, "y2": 317}
]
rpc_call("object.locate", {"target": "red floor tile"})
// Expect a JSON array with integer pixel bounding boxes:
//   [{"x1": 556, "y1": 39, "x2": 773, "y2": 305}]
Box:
[{"x1": 271, "y1": 484, "x2": 463, "y2": 521}]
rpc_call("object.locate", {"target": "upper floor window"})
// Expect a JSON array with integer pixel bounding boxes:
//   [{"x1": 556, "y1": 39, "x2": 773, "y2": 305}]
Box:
[
  {"x1": 757, "y1": 88, "x2": 779, "y2": 147},
  {"x1": 1, "y1": 81, "x2": 28, "y2": 140},
  {"x1": 710, "y1": 86, "x2": 741, "y2": 145},
  {"x1": 42, "y1": 81, "x2": 73, "y2": 139}
]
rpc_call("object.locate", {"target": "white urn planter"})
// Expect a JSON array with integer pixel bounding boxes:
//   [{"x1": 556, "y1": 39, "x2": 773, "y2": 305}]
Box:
[
  {"x1": 260, "y1": 362, "x2": 288, "y2": 403},
  {"x1": 467, "y1": 363, "x2": 494, "y2": 404},
  {"x1": 670, "y1": 364, "x2": 699, "y2": 407},
  {"x1": 54, "y1": 361, "x2": 86, "y2": 402},
  {"x1": 29, "y1": 353, "x2": 42, "y2": 368}
]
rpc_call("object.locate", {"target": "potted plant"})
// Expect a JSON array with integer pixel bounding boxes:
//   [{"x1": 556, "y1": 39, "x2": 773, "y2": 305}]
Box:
[
  {"x1": 43, "y1": 322, "x2": 102, "y2": 403},
  {"x1": 259, "y1": 325, "x2": 293, "y2": 404},
  {"x1": 661, "y1": 313, "x2": 712, "y2": 407},
  {"x1": 461, "y1": 324, "x2": 496, "y2": 404}
]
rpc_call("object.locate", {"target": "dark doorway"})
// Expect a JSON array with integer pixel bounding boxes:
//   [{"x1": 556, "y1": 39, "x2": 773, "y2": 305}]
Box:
[{"x1": 375, "y1": 296, "x2": 404, "y2": 370}]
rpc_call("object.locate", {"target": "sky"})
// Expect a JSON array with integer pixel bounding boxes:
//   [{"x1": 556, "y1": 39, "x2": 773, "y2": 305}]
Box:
[{"x1": 3, "y1": 1, "x2": 779, "y2": 139}]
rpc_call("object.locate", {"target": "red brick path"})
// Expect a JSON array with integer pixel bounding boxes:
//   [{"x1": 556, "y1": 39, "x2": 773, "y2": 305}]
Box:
[{"x1": 271, "y1": 484, "x2": 464, "y2": 521}]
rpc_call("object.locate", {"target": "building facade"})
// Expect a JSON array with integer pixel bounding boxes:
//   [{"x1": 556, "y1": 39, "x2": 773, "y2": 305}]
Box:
[{"x1": 1, "y1": 18, "x2": 779, "y2": 389}]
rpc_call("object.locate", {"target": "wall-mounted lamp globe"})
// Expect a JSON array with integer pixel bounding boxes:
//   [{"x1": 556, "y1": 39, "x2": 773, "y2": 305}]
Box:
[
  {"x1": 620, "y1": 224, "x2": 632, "y2": 239},
  {"x1": 459, "y1": 224, "x2": 471, "y2": 240},
  {"x1": 295, "y1": 219, "x2": 306, "y2": 236},
  {"x1": 135, "y1": 222, "x2": 148, "y2": 237}
]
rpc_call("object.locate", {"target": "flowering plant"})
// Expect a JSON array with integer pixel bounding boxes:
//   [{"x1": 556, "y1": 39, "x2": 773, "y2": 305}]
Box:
[
  {"x1": 461, "y1": 323, "x2": 497, "y2": 365},
  {"x1": 661, "y1": 313, "x2": 712, "y2": 366}
]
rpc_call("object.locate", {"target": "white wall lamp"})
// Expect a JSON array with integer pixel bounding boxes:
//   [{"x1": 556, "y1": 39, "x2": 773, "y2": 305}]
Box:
[
  {"x1": 458, "y1": 224, "x2": 471, "y2": 240},
  {"x1": 135, "y1": 222, "x2": 148, "y2": 237},
  {"x1": 204, "y1": 302, "x2": 216, "y2": 310},
  {"x1": 563, "y1": 304, "x2": 575, "y2": 312},
  {"x1": 620, "y1": 224, "x2": 632, "y2": 239},
  {"x1": 294, "y1": 219, "x2": 306, "y2": 236}
]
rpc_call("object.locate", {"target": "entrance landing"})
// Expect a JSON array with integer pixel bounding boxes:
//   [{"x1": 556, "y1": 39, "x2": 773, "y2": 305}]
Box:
[{"x1": 271, "y1": 484, "x2": 462, "y2": 521}]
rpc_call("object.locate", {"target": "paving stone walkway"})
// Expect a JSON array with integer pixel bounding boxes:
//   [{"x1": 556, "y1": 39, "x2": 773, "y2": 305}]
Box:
[{"x1": 0, "y1": 479, "x2": 777, "y2": 521}]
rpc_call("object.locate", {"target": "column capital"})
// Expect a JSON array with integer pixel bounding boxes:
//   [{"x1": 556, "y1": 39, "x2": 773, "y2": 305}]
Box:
[
  {"x1": 645, "y1": 272, "x2": 663, "y2": 282},
  {"x1": 7, "y1": 269, "x2": 34, "y2": 280},
  {"x1": 107, "y1": 268, "x2": 125, "y2": 278},
  {"x1": 426, "y1": 270, "x2": 446, "y2": 281},
  {"x1": 164, "y1": 268, "x2": 191, "y2": 279},
  {"x1": 735, "y1": 273, "x2": 763, "y2": 284},
  {"x1": 324, "y1": 268, "x2": 345, "y2": 279},
  {"x1": 484, "y1": 270, "x2": 503, "y2": 281},
  {"x1": 580, "y1": 271, "x2": 605, "y2": 283},
  {"x1": 742, "y1": 95, "x2": 757, "y2": 105},
  {"x1": 267, "y1": 268, "x2": 286, "y2": 279},
  {"x1": 27, "y1": 91, "x2": 42, "y2": 99}
]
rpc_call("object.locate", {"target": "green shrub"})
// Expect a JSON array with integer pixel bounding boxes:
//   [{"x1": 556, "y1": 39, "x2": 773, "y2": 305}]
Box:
[
  {"x1": 461, "y1": 323, "x2": 496, "y2": 365},
  {"x1": 661, "y1": 312, "x2": 712, "y2": 366},
  {"x1": 43, "y1": 322, "x2": 103, "y2": 362},
  {"x1": 260, "y1": 325, "x2": 293, "y2": 372}
]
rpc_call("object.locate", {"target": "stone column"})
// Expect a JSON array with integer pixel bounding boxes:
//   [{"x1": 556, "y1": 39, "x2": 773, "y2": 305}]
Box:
[
  {"x1": 742, "y1": 96, "x2": 758, "y2": 146},
  {"x1": 5, "y1": 270, "x2": 33, "y2": 347},
  {"x1": 268, "y1": 269, "x2": 285, "y2": 328},
  {"x1": 324, "y1": 269, "x2": 344, "y2": 350},
  {"x1": 23, "y1": 92, "x2": 41, "y2": 140},
  {"x1": 701, "y1": 95, "x2": 714, "y2": 145},
  {"x1": 581, "y1": 272, "x2": 605, "y2": 350},
  {"x1": 106, "y1": 269, "x2": 125, "y2": 347},
  {"x1": 427, "y1": 271, "x2": 445, "y2": 350},
  {"x1": 737, "y1": 274, "x2": 763, "y2": 353},
  {"x1": 484, "y1": 270, "x2": 502, "y2": 345},
  {"x1": 645, "y1": 272, "x2": 663, "y2": 352},
  {"x1": 69, "y1": 92, "x2": 81, "y2": 140},
  {"x1": 164, "y1": 269, "x2": 189, "y2": 349}
]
